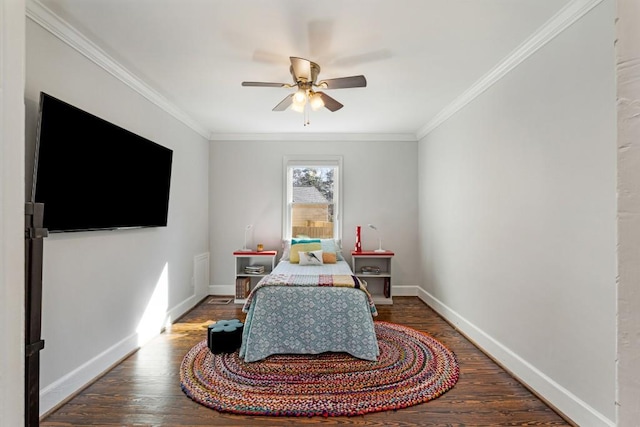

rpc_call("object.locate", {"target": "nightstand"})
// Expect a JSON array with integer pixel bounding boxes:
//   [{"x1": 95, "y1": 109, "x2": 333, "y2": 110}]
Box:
[
  {"x1": 351, "y1": 251, "x2": 394, "y2": 305},
  {"x1": 233, "y1": 250, "x2": 277, "y2": 303}
]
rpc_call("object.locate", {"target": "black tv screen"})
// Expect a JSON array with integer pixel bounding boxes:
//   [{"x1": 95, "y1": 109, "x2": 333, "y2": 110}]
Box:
[{"x1": 32, "y1": 92, "x2": 173, "y2": 232}]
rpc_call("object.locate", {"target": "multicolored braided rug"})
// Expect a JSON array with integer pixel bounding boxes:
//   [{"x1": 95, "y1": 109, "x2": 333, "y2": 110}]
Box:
[{"x1": 180, "y1": 321, "x2": 459, "y2": 417}]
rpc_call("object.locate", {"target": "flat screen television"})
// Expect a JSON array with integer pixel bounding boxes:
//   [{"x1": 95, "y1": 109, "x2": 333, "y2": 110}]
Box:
[{"x1": 32, "y1": 92, "x2": 173, "y2": 232}]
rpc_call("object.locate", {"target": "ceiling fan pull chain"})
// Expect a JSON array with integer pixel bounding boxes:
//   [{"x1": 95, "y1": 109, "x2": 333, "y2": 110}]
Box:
[{"x1": 304, "y1": 102, "x2": 310, "y2": 126}]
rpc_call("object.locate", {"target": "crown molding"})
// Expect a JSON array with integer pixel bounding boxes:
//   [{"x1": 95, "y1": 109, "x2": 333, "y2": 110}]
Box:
[
  {"x1": 26, "y1": 0, "x2": 211, "y2": 139},
  {"x1": 209, "y1": 132, "x2": 418, "y2": 142},
  {"x1": 415, "y1": 0, "x2": 605, "y2": 140}
]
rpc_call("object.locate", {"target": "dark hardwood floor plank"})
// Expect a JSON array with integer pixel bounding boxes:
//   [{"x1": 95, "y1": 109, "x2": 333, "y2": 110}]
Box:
[{"x1": 41, "y1": 297, "x2": 571, "y2": 426}]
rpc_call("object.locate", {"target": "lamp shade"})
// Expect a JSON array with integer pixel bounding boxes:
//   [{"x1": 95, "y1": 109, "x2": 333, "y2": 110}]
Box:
[
  {"x1": 309, "y1": 93, "x2": 324, "y2": 111},
  {"x1": 293, "y1": 89, "x2": 307, "y2": 104},
  {"x1": 291, "y1": 102, "x2": 305, "y2": 113}
]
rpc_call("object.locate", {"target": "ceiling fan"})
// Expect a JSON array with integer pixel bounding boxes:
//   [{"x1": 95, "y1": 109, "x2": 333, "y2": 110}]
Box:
[{"x1": 242, "y1": 57, "x2": 367, "y2": 115}]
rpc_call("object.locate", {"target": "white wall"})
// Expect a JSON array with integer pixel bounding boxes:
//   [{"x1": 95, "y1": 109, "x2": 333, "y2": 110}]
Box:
[
  {"x1": 0, "y1": 0, "x2": 26, "y2": 425},
  {"x1": 209, "y1": 139, "x2": 419, "y2": 294},
  {"x1": 25, "y1": 19, "x2": 210, "y2": 414},
  {"x1": 418, "y1": 1, "x2": 616, "y2": 426}
]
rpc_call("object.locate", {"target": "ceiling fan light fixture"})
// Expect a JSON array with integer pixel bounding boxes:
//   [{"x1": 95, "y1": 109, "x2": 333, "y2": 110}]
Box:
[
  {"x1": 309, "y1": 92, "x2": 324, "y2": 111},
  {"x1": 291, "y1": 102, "x2": 305, "y2": 113},
  {"x1": 293, "y1": 89, "x2": 307, "y2": 105}
]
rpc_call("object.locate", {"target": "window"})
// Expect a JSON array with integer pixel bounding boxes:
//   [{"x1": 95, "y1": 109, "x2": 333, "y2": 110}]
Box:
[{"x1": 283, "y1": 156, "x2": 342, "y2": 240}]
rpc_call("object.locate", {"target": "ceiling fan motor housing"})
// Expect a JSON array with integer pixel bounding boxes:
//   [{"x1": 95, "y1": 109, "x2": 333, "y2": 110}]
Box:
[{"x1": 290, "y1": 60, "x2": 321, "y2": 85}]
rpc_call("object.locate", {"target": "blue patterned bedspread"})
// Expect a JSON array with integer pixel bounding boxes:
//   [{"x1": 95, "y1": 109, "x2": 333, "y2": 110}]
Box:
[
  {"x1": 240, "y1": 285, "x2": 380, "y2": 362},
  {"x1": 242, "y1": 273, "x2": 378, "y2": 316}
]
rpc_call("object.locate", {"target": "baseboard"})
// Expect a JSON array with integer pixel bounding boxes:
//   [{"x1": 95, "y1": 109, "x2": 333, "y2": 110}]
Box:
[
  {"x1": 39, "y1": 331, "x2": 138, "y2": 416},
  {"x1": 209, "y1": 284, "x2": 233, "y2": 296},
  {"x1": 416, "y1": 287, "x2": 614, "y2": 427},
  {"x1": 39, "y1": 292, "x2": 200, "y2": 417},
  {"x1": 391, "y1": 285, "x2": 419, "y2": 297},
  {"x1": 168, "y1": 293, "x2": 198, "y2": 324}
]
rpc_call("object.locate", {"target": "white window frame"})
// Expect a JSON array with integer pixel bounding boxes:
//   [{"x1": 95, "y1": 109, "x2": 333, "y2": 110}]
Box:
[{"x1": 282, "y1": 155, "x2": 343, "y2": 241}]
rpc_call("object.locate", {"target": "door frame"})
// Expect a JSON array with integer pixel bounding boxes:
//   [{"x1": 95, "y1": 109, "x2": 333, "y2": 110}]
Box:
[{"x1": 0, "y1": 0, "x2": 26, "y2": 426}]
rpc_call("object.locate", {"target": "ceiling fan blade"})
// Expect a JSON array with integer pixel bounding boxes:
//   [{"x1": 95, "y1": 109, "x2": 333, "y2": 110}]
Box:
[
  {"x1": 272, "y1": 94, "x2": 294, "y2": 111},
  {"x1": 242, "y1": 81, "x2": 288, "y2": 88},
  {"x1": 290, "y1": 57, "x2": 312, "y2": 82},
  {"x1": 317, "y1": 92, "x2": 343, "y2": 112},
  {"x1": 318, "y1": 75, "x2": 367, "y2": 89}
]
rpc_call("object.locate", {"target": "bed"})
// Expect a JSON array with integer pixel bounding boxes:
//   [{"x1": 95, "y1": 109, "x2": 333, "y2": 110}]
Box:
[{"x1": 240, "y1": 253, "x2": 380, "y2": 362}]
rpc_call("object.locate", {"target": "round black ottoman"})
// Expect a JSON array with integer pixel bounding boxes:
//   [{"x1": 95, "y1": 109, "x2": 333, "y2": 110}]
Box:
[{"x1": 207, "y1": 319, "x2": 244, "y2": 354}]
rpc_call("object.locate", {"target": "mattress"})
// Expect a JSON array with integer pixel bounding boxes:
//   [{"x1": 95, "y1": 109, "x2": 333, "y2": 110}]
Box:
[{"x1": 240, "y1": 260, "x2": 379, "y2": 362}]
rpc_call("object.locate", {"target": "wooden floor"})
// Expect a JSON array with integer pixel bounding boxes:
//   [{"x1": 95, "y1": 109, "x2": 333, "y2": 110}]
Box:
[{"x1": 41, "y1": 297, "x2": 571, "y2": 426}]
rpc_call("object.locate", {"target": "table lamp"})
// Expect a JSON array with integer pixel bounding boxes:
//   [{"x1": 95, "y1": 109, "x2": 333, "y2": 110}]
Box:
[
  {"x1": 368, "y1": 224, "x2": 385, "y2": 252},
  {"x1": 239, "y1": 224, "x2": 253, "y2": 251}
]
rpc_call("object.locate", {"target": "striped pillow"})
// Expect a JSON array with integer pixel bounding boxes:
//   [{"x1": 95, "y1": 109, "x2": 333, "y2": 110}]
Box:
[
  {"x1": 289, "y1": 239, "x2": 321, "y2": 263},
  {"x1": 282, "y1": 238, "x2": 343, "y2": 262}
]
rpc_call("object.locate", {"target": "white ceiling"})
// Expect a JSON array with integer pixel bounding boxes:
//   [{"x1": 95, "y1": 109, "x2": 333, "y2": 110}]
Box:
[{"x1": 34, "y1": 0, "x2": 572, "y2": 139}]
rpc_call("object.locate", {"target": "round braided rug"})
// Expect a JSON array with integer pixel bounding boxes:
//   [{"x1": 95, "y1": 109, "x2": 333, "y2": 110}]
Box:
[{"x1": 180, "y1": 321, "x2": 459, "y2": 417}]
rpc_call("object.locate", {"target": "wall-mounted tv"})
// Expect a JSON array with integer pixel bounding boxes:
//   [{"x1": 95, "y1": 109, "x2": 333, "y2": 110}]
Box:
[{"x1": 32, "y1": 92, "x2": 173, "y2": 232}]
